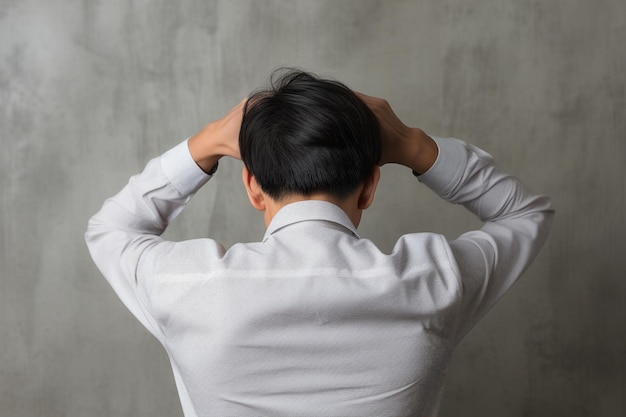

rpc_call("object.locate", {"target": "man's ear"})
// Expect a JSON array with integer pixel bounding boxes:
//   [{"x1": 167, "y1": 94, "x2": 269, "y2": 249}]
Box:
[
  {"x1": 357, "y1": 166, "x2": 381, "y2": 210},
  {"x1": 242, "y1": 166, "x2": 266, "y2": 211}
]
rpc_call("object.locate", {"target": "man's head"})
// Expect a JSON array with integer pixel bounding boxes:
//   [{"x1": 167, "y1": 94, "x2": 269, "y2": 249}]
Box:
[{"x1": 239, "y1": 70, "x2": 382, "y2": 203}]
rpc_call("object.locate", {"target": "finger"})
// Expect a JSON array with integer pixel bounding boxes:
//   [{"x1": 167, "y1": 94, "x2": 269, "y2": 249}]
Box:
[
  {"x1": 354, "y1": 91, "x2": 379, "y2": 105},
  {"x1": 354, "y1": 91, "x2": 378, "y2": 99}
]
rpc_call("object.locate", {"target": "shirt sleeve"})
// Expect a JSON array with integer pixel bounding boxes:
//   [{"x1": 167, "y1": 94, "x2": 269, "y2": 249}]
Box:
[
  {"x1": 84, "y1": 139, "x2": 213, "y2": 339},
  {"x1": 418, "y1": 137, "x2": 554, "y2": 343}
]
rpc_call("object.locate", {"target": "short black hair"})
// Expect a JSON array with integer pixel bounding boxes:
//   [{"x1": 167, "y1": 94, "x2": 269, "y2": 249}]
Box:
[{"x1": 239, "y1": 69, "x2": 381, "y2": 200}]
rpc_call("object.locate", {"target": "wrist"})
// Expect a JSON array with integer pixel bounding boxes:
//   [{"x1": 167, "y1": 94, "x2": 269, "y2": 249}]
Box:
[
  {"x1": 188, "y1": 124, "x2": 222, "y2": 174},
  {"x1": 405, "y1": 129, "x2": 438, "y2": 175}
]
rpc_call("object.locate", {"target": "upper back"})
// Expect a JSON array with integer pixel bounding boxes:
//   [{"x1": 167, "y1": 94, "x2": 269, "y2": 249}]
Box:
[{"x1": 140, "y1": 209, "x2": 462, "y2": 416}]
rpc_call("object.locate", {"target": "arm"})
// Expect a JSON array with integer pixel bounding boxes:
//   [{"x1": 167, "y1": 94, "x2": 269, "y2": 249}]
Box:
[
  {"x1": 361, "y1": 93, "x2": 554, "y2": 343},
  {"x1": 84, "y1": 101, "x2": 244, "y2": 336}
]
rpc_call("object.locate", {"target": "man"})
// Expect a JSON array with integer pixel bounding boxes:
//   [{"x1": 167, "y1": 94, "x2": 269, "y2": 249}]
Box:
[{"x1": 85, "y1": 70, "x2": 553, "y2": 416}]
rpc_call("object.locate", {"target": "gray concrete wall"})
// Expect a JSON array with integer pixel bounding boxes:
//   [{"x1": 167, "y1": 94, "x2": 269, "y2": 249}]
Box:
[{"x1": 1, "y1": 0, "x2": 624, "y2": 415}]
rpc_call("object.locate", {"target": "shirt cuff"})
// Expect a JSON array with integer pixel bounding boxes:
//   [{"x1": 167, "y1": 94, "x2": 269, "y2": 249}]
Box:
[
  {"x1": 417, "y1": 136, "x2": 469, "y2": 200},
  {"x1": 160, "y1": 139, "x2": 213, "y2": 196}
]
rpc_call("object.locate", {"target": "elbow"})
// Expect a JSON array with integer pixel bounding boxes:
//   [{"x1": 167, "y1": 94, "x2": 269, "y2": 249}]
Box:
[
  {"x1": 84, "y1": 216, "x2": 98, "y2": 251},
  {"x1": 84, "y1": 214, "x2": 108, "y2": 251},
  {"x1": 526, "y1": 194, "x2": 555, "y2": 229}
]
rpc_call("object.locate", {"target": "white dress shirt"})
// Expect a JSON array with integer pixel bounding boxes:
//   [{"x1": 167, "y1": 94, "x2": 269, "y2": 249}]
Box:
[{"x1": 85, "y1": 136, "x2": 553, "y2": 416}]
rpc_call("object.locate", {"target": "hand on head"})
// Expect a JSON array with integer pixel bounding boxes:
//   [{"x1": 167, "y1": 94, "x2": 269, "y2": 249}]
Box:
[
  {"x1": 189, "y1": 82, "x2": 436, "y2": 177},
  {"x1": 356, "y1": 92, "x2": 438, "y2": 174},
  {"x1": 188, "y1": 99, "x2": 246, "y2": 173}
]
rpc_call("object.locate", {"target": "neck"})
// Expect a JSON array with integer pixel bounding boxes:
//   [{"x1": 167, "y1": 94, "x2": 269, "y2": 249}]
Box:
[{"x1": 264, "y1": 192, "x2": 363, "y2": 229}]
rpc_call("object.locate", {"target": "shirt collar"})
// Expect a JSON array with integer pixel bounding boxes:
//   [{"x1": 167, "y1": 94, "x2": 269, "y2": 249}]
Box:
[{"x1": 263, "y1": 200, "x2": 360, "y2": 242}]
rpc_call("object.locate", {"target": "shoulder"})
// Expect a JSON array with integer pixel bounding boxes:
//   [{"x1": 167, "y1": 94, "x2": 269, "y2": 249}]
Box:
[
  {"x1": 391, "y1": 232, "x2": 463, "y2": 294},
  {"x1": 140, "y1": 238, "x2": 228, "y2": 276},
  {"x1": 393, "y1": 232, "x2": 459, "y2": 267}
]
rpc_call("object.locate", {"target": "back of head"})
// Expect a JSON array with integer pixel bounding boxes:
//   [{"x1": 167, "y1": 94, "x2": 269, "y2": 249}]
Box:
[{"x1": 239, "y1": 70, "x2": 381, "y2": 201}]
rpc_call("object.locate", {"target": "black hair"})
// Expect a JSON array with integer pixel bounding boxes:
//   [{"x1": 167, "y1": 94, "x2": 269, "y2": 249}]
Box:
[{"x1": 239, "y1": 69, "x2": 381, "y2": 200}]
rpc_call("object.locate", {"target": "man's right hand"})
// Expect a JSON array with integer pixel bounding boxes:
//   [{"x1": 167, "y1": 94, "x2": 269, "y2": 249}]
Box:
[
  {"x1": 188, "y1": 99, "x2": 246, "y2": 174},
  {"x1": 357, "y1": 93, "x2": 438, "y2": 175}
]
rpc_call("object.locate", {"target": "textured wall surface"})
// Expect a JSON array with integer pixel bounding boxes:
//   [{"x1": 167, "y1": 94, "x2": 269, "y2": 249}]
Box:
[{"x1": 1, "y1": 0, "x2": 625, "y2": 416}]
